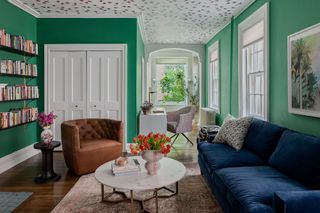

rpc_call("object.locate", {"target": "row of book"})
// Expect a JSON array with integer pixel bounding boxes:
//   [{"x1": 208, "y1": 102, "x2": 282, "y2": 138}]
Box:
[
  {"x1": 0, "y1": 60, "x2": 37, "y2": 76},
  {"x1": 0, "y1": 84, "x2": 39, "y2": 101},
  {"x1": 0, "y1": 107, "x2": 38, "y2": 129},
  {"x1": 111, "y1": 159, "x2": 141, "y2": 176},
  {"x1": 0, "y1": 29, "x2": 38, "y2": 55}
]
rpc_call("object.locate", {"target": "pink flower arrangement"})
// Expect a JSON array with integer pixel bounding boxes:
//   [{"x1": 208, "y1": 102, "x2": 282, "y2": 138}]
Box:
[
  {"x1": 130, "y1": 132, "x2": 171, "y2": 155},
  {"x1": 37, "y1": 112, "x2": 57, "y2": 127}
]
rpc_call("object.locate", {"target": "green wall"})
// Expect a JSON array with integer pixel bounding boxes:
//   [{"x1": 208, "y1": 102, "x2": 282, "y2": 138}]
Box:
[
  {"x1": 205, "y1": 0, "x2": 320, "y2": 136},
  {"x1": 37, "y1": 18, "x2": 139, "y2": 142},
  {"x1": 0, "y1": 1, "x2": 38, "y2": 157},
  {"x1": 136, "y1": 23, "x2": 145, "y2": 116}
]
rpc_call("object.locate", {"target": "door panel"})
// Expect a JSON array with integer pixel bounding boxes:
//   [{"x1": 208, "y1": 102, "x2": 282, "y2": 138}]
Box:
[
  {"x1": 87, "y1": 52, "x2": 105, "y2": 118},
  {"x1": 69, "y1": 52, "x2": 87, "y2": 120},
  {"x1": 103, "y1": 51, "x2": 122, "y2": 120},
  {"x1": 49, "y1": 52, "x2": 69, "y2": 142},
  {"x1": 48, "y1": 51, "x2": 86, "y2": 141},
  {"x1": 87, "y1": 51, "x2": 123, "y2": 121}
]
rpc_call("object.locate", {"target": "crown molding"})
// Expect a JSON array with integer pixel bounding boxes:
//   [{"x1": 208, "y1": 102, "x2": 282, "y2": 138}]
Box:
[
  {"x1": 137, "y1": 13, "x2": 147, "y2": 44},
  {"x1": 8, "y1": 0, "x2": 40, "y2": 17},
  {"x1": 38, "y1": 13, "x2": 137, "y2": 18}
]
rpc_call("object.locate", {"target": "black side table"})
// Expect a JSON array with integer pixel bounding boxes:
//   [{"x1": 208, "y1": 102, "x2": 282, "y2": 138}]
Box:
[{"x1": 34, "y1": 141, "x2": 61, "y2": 184}]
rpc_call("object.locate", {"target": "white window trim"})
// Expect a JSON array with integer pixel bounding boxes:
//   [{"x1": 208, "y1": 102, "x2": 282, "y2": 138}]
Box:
[
  {"x1": 207, "y1": 41, "x2": 220, "y2": 113},
  {"x1": 238, "y1": 3, "x2": 269, "y2": 120}
]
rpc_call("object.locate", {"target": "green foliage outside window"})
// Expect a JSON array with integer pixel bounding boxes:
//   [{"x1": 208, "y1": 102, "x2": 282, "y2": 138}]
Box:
[{"x1": 160, "y1": 65, "x2": 186, "y2": 103}]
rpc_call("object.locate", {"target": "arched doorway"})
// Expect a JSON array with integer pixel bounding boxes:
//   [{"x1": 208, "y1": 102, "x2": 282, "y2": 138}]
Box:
[{"x1": 144, "y1": 48, "x2": 202, "y2": 112}]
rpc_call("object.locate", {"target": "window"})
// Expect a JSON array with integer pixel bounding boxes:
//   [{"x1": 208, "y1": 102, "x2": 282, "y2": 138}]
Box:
[
  {"x1": 239, "y1": 3, "x2": 268, "y2": 120},
  {"x1": 208, "y1": 41, "x2": 219, "y2": 112},
  {"x1": 155, "y1": 63, "x2": 187, "y2": 105}
]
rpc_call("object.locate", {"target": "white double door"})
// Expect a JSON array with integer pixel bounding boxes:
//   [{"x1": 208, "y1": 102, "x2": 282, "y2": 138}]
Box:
[{"x1": 48, "y1": 50, "x2": 123, "y2": 142}]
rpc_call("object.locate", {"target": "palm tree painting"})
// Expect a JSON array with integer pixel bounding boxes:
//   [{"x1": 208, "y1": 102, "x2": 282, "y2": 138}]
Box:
[{"x1": 289, "y1": 24, "x2": 320, "y2": 117}]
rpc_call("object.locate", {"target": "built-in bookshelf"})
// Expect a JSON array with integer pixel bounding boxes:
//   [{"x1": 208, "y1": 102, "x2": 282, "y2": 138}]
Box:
[
  {"x1": 0, "y1": 107, "x2": 38, "y2": 130},
  {"x1": 0, "y1": 29, "x2": 38, "y2": 56},
  {"x1": 0, "y1": 120, "x2": 37, "y2": 131},
  {"x1": 0, "y1": 45, "x2": 38, "y2": 57},
  {"x1": 0, "y1": 28, "x2": 38, "y2": 130}
]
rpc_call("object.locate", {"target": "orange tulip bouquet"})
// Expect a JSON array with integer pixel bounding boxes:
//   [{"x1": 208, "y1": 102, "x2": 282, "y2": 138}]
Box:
[{"x1": 130, "y1": 133, "x2": 171, "y2": 175}]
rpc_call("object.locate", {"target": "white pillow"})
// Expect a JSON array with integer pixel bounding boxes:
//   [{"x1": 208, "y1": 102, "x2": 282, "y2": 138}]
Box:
[{"x1": 214, "y1": 116, "x2": 252, "y2": 150}]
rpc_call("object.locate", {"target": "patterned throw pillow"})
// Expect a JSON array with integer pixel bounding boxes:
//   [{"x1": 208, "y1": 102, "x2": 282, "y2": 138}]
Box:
[{"x1": 214, "y1": 116, "x2": 253, "y2": 150}]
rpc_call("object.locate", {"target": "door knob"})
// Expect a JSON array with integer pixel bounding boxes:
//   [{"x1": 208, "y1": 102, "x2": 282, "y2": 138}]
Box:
[
  {"x1": 75, "y1": 105, "x2": 78, "y2": 107},
  {"x1": 94, "y1": 105, "x2": 97, "y2": 107}
]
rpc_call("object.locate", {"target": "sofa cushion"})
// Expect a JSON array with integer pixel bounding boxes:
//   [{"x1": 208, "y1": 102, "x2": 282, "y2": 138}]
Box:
[
  {"x1": 198, "y1": 142, "x2": 265, "y2": 174},
  {"x1": 244, "y1": 118, "x2": 286, "y2": 161},
  {"x1": 214, "y1": 116, "x2": 253, "y2": 150},
  {"x1": 269, "y1": 130, "x2": 320, "y2": 188},
  {"x1": 215, "y1": 166, "x2": 309, "y2": 213}
]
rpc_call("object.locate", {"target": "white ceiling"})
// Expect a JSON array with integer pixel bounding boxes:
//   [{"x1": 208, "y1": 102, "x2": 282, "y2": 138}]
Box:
[{"x1": 13, "y1": 0, "x2": 255, "y2": 44}]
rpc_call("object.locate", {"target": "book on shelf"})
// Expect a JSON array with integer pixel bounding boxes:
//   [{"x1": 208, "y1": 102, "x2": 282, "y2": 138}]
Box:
[
  {"x1": 0, "y1": 85, "x2": 39, "y2": 101},
  {"x1": 111, "y1": 159, "x2": 141, "y2": 176},
  {"x1": 0, "y1": 29, "x2": 38, "y2": 55},
  {"x1": 0, "y1": 107, "x2": 38, "y2": 129},
  {"x1": 0, "y1": 60, "x2": 37, "y2": 76}
]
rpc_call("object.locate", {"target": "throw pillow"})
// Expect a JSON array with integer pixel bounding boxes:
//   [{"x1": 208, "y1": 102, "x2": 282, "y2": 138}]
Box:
[
  {"x1": 214, "y1": 116, "x2": 252, "y2": 150},
  {"x1": 223, "y1": 114, "x2": 235, "y2": 124}
]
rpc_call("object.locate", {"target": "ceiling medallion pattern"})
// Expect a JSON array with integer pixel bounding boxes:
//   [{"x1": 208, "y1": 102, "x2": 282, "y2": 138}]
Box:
[{"x1": 19, "y1": 0, "x2": 254, "y2": 44}]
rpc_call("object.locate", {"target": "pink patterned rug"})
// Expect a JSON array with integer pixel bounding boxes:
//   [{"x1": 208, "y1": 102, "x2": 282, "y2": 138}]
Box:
[{"x1": 52, "y1": 163, "x2": 222, "y2": 213}]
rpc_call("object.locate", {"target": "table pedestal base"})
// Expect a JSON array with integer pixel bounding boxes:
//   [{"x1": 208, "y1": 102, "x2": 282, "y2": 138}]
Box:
[{"x1": 101, "y1": 182, "x2": 179, "y2": 213}]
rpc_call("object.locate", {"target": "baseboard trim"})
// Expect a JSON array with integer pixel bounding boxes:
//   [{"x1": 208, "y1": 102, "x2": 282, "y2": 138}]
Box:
[{"x1": 0, "y1": 144, "x2": 40, "y2": 174}]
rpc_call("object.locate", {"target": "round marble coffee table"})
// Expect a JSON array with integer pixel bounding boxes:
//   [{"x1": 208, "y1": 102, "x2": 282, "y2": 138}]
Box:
[{"x1": 95, "y1": 156, "x2": 186, "y2": 213}]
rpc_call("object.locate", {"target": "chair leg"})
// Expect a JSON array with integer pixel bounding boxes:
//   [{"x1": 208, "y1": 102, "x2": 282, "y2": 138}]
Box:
[
  {"x1": 170, "y1": 133, "x2": 178, "y2": 139},
  {"x1": 181, "y1": 133, "x2": 194, "y2": 146},
  {"x1": 171, "y1": 133, "x2": 180, "y2": 146}
]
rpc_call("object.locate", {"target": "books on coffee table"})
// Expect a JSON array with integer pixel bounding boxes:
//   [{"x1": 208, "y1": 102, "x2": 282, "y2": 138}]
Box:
[{"x1": 111, "y1": 159, "x2": 141, "y2": 176}]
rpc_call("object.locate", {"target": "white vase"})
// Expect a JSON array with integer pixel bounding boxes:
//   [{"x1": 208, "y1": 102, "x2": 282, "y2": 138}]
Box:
[
  {"x1": 141, "y1": 150, "x2": 164, "y2": 175},
  {"x1": 41, "y1": 126, "x2": 53, "y2": 144}
]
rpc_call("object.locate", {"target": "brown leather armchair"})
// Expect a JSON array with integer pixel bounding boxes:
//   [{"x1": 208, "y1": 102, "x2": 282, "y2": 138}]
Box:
[{"x1": 61, "y1": 119, "x2": 123, "y2": 175}]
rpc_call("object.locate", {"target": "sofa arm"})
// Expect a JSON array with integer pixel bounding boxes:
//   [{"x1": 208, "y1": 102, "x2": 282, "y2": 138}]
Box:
[{"x1": 273, "y1": 191, "x2": 320, "y2": 213}]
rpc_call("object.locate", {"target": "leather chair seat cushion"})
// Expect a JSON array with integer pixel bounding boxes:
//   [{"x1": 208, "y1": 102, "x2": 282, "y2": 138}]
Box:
[
  {"x1": 80, "y1": 139, "x2": 122, "y2": 150},
  {"x1": 75, "y1": 140, "x2": 122, "y2": 175},
  {"x1": 167, "y1": 121, "x2": 177, "y2": 132}
]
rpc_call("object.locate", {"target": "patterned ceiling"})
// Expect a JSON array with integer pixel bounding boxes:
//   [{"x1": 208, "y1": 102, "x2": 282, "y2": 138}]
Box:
[{"x1": 17, "y1": 0, "x2": 255, "y2": 44}]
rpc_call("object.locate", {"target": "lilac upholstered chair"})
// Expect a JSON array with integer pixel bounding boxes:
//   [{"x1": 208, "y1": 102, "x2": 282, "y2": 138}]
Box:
[{"x1": 167, "y1": 106, "x2": 196, "y2": 146}]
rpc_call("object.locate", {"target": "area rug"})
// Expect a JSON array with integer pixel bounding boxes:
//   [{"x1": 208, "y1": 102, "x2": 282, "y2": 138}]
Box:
[
  {"x1": 52, "y1": 163, "x2": 222, "y2": 213},
  {"x1": 0, "y1": 192, "x2": 32, "y2": 213}
]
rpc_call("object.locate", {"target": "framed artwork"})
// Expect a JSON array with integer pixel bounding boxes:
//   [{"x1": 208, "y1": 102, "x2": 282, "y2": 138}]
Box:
[{"x1": 288, "y1": 23, "x2": 320, "y2": 118}]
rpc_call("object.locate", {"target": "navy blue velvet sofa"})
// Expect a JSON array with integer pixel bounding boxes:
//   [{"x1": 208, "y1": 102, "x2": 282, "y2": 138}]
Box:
[{"x1": 198, "y1": 118, "x2": 320, "y2": 213}]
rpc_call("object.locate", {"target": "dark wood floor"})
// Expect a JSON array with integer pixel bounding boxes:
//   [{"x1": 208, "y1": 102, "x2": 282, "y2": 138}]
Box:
[
  {"x1": 0, "y1": 116, "x2": 199, "y2": 212},
  {"x1": 0, "y1": 152, "x2": 79, "y2": 213}
]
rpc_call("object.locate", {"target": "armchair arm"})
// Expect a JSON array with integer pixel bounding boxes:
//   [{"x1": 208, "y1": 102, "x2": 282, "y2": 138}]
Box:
[
  {"x1": 273, "y1": 191, "x2": 320, "y2": 213},
  {"x1": 167, "y1": 111, "x2": 179, "y2": 122},
  {"x1": 61, "y1": 122, "x2": 80, "y2": 170},
  {"x1": 61, "y1": 122, "x2": 81, "y2": 151},
  {"x1": 176, "y1": 112, "x2": 193, "y2": 133},
  {"x1": 104, "y1": 119, "x2": 123, "y2": 143}
]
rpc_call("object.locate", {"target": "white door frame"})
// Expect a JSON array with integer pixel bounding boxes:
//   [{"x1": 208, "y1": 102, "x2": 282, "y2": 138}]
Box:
[{"x1": 45, "y1": 44, "x2": 128, "y2": 151}]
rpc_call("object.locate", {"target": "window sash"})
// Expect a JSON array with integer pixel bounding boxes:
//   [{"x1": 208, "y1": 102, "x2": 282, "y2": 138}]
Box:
[
  {"x1": 242, "y1": 39, "x2": 265, "y2": 118},
  {"x1": 209, "y1": 59, "x2": 219, "y2": 109}
]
